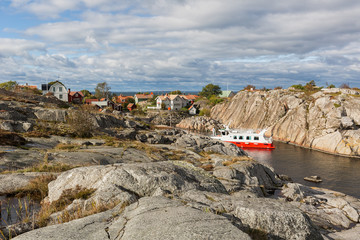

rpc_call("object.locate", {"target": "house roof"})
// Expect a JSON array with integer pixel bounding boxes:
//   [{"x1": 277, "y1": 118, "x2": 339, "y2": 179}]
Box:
[
  {"x1": 85, "y1": 99, "x2": 99, "y2": 103},
  {"x1": 168, "y1": 94, "x2": 181, "y2": 100},
  {"x1": 219, "y1": 91, "x2": 234, "y2": 98},
  {"x1": 18, "y1": 84, "x2": 38, "y2": 90},
  {"x1": 135, "y1": 93, "x2": 153, "y2": 99},
  {"x1": 127, "y1": 103, "x2": 135, "y2": 108},
  {"x1": 114, "y1": 95, "x2": 134, "y2": 102},
  {"x1": 182, "y1": 94, "x2": 199, "y2": 100},
  {"x1": 69, "y1": 91, "x2": 84, "y2": 97}
]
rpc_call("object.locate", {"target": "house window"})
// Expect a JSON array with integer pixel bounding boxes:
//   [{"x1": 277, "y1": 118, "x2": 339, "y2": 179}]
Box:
[
  {"x1": 254, "y1": 136, "x2": 259, "y2": 141},
  {"x1": 246, "y1": 136, "x2": 251, "y2": 140},
  {"x1": 59, "y1": 94, "x2": 63, "y2": 99},
  {"x1": 53, "y1": 87, "x2": 56, "y2": 92},
  {"x1": 59, "y1": 87, "x2": 62, "y2": 92}
]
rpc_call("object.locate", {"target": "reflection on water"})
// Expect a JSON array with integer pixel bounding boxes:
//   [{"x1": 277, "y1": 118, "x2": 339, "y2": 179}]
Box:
[
  {"x1": 0, "y1": 196, "x2": 40, "y2": 227},
  {"x1": 243, "y1": 141, "x2": 360, "y2": 198}
]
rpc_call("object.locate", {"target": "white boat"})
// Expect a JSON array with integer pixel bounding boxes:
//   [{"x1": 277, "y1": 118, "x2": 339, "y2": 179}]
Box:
[{"x1": 211, "y1": 126, "x2": 275, "y2": 149}]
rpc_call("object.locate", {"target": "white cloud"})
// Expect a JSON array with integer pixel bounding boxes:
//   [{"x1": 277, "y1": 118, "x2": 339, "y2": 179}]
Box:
[
  {"x1": 0, "y1": 38, "x2": 46, "y2": 57},
  {"x1": 2, "y1": 0, "x2": 360, "y2": 90}
]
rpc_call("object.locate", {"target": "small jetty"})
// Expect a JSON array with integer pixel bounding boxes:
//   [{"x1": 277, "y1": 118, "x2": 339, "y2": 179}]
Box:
[{"x1": 304, "y1": 176, "x2": 323, "y2": 183}]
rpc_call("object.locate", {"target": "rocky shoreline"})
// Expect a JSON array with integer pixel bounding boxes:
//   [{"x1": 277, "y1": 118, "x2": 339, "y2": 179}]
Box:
[
  {"x1": 211, "y1": 88, "x2": 360, "y2": 157},
  {"x1": 1, "y1": 131, "x2": 359, "y2": 239},
  {"x1": 1, "y1": 89, "x2": 360, "y2": 239}
]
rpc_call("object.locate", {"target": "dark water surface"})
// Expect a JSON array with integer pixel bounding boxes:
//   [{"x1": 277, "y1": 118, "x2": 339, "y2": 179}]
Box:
[
  {"x1": 0, "y1": 196, "x2": 40, "y2": 227},
  {"x1": 243, "y1": 141, "x2": 360, "y2": 198}
]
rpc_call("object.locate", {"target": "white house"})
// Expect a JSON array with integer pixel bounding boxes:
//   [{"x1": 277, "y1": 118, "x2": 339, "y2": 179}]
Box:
[
  {"x1": 41, "y1": 81, "x2": 68, "y2": 102},
  {"x1": 189, "y1": 105, "x2": 197, "y2": 115},
  {"x1": 156, "y1": 94, "x2": 190, "y2": 110}
]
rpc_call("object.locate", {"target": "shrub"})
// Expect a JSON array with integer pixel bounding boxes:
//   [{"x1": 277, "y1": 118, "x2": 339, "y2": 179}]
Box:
[
  {"x1": 291, "y1": 84, "x2": 305, "y2": 90},
  {"x1": 66, "y1": 109, "x2": 95, "y2": 138},
  {"x1": 209, "y1": 95, "x2": 224, "y2": 106},
  {"x1": 199, "y1": 108, "x2": 211, "y2": 117}
]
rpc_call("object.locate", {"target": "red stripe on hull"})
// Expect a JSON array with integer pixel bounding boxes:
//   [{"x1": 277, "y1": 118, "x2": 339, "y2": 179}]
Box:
[{"x1": 226, "y1": 141, "x2": 275, "y2": 149}]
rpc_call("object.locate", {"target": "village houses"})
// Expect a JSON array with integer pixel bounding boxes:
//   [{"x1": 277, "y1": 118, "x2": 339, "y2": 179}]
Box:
[{"x1": 155, "y1": 94, "x2": 199, "y2": 110}]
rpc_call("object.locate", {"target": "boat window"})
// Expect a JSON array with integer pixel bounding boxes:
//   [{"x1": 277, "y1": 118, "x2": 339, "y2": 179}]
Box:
[
  {"x1": 239, "y1": 136, "x2": 243, "y2": 140},
  {"x1": 246, "y1": 136, "x2": 251, "y2": 140},
  {"x1": 254, "y1": 136, "x2": 259, "y2": 141},
  {"x1": 233, "y1": 136, "x2": 237, "y2": 139},
  {"x1": 222, "y1": 132, "x2": 225, "y2": 136}
]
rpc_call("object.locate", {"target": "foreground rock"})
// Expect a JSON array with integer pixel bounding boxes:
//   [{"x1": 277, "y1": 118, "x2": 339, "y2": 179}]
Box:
[
  {"x1": 11, "y1": 158, "x2": 330, "y2": 240},
  {"x1": 13, "y1": 197, "x2": 252, "y2": 240},
  {"x1": 211, "y1": 89, "x2": 360, "y2": 156},
  {"x1": 281, "y1": 183, "x2": 360, "y2": 232}
]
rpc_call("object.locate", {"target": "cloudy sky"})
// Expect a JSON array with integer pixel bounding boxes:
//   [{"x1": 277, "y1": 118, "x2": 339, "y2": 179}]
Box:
[{"x1": 1, "y1": 0, "x2": 360, "y2": 92}]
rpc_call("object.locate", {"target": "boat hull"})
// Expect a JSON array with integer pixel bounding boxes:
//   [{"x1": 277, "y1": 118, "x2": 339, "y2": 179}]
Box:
[{"x1": 226, "y1": 141, "x2": 275, "y2": 149}]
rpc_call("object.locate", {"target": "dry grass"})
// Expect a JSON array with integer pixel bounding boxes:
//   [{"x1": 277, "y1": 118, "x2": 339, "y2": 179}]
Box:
[
  {"x1": 36, "y1": 185, "x2": 96, "y2": 227},
  {"x1": 9, "y1": 175, "x2": 58, "y2": 201},
  {"x1": 55, "y1": 143, "x2": 81, "y2": 151},
  {"x1": 222, "y1": 156, "x2": 252, "y2": 166},
  {"x1": 200, "y1": 164, "x2": 214, "y2": 171},
  {"x1": 1, "y1": 162, "x2": 77, "y2": 174}
]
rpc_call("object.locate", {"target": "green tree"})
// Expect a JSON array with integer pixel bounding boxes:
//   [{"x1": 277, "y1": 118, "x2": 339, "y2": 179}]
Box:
[
  {"x1": 81, "y1": 89, "x2": 92, "y2": 98},
  {"x1": 0, "y1": 81, "x2": 18, "y2": 91},
  {"x1": 328, "y1": 84, "x2": 335, "y2": 88},
  {"x1": 291, "y1": 84, "x2": 304, "y2": 90},
  {"x1": 199, "y1": 84, "x2": 221, "y2": 99},
  {"x1": 305, "y1": 80, "x2": 316, "y2": 91},
  {"x1": 94, "y1": 82, "x2": 111, "y2": 99}
]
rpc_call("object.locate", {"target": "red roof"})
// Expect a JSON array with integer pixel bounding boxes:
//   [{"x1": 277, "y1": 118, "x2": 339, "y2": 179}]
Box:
[
  {"x1": 18, "y1": 85, "x2": 38, "y2": 89},
  {"x1": 69, "y1": 91, "x2": 84, "y2": 97},
  {"x1": 182, "y1": 94, "x2": 199, "y2": 100},
  {"x1": 135, "y1": 93, "x2": 153, "y2": 99},
  {"x1": 85, "y1": 99, "x2": 99, "y2": 104},
  {"x1": 114, "y1": 95, "x2": 134, "y2": 103},
  {"x1": 127, "y1": 103, "x2": 135, "y2": 108}
]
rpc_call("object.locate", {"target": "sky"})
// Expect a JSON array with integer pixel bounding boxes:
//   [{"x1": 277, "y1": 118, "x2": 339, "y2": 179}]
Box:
[{"x1": 1, "y1": 0, "x2": 360, "y2": 92}]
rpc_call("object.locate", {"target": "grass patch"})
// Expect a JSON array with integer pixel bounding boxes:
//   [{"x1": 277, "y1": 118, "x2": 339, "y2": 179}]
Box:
[
  {"x1": 1, "y1": 162, "x2": 77, "y2": 174},
  {"x1": 163, "y1": 150, "x2": 186, "y2": 160},
  {"x1": 334, "y1": 103, "x2": 341, "y2": 108},
  {"x1": 9, "y1": 175, "x2": 57, "y2": 201},
  {"x1": 222, "y1": 156, "x2": 252, "y2": 166},
  {"x1": 55, "y1": 143, "x2": 81, "y2": 151},
  {"x1": 200, "y1": 164, "x2": 214, "y2": 171},
  {"x1": 36, "y1": 185, "x2": 96, "y2": 227}
]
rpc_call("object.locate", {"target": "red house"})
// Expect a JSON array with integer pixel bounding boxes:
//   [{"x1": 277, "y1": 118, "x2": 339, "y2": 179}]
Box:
[
  {"x1": 127, "y1": 103, "x2": 136, "y2": 111},
  {"x1": 68, "y1": 90, "x2": 84, "y2": 104}
]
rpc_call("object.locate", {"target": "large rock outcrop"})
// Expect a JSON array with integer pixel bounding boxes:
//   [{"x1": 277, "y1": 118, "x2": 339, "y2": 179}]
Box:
[
  {"x1": 211, "y1": 89, "x2": 360, "y2": 156},
  {"x1": 13, "y1": 160, "x2": 327, "y2": 240}
]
